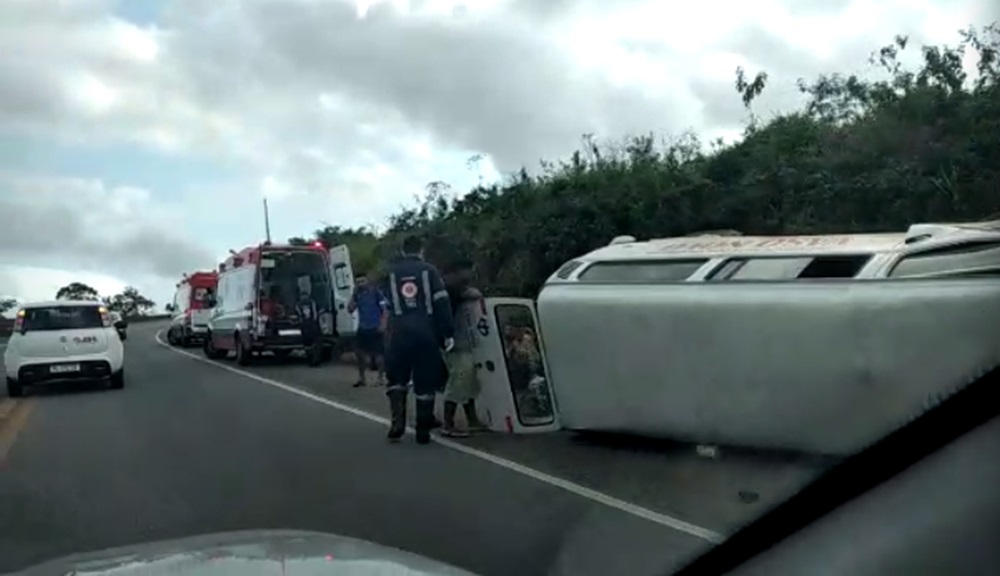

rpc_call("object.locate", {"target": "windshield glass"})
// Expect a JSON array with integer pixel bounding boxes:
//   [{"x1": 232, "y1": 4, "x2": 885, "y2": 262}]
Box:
[
  {"x1": 3, "y1": 5, "x2": 997, "y2": 576},
  {"x1": 21, "y1": 305, "x2": 103, "y2": 331},
  {"x1": 258, "y1": 250, "x2": 332, "y2": 311}
]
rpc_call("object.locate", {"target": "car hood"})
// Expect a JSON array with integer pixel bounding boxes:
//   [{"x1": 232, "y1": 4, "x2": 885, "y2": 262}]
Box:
[{"x1": 3, "y1": 530, "x2": 480, "y2": 576}]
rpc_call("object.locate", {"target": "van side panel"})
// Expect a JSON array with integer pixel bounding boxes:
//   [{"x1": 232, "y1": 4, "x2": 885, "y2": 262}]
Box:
[{"x1": 536, "y1": 280, "x2": 1000, "y2": 455}]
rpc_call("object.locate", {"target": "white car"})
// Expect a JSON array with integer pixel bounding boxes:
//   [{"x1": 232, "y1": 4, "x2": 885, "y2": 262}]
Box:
[{"x1": 4, "y1": 300, "x2": 125, "y2": 397}]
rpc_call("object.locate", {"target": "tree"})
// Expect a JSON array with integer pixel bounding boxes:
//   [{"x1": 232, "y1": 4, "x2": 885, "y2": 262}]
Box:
[
  {"x1": 55, "y1": 282, "x2": 100, "y2": 301},
  {"x1": 0, "y1": 298, "x2": 17, "y2": 314},
  {"x1": 294, "y1": 22, "x2": 1000, "y2": 297},
  {"x1": 104, "y1": 286, "x2": 156, "y2": 317}
]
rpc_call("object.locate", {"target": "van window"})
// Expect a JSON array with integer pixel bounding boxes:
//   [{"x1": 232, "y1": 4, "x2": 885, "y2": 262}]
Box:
[
  {"x1": 890, "y1": 241, "x2": 1000, "y2": 278},
  {"x1": 259, "y1": 250, "x2": 333, "y2": 310},
  {"x1": 555, "y1": 260, "x2": 584, "y2": 279},
  {"x1": 710, "y1": 255, "x2": 871, "y2": 281},
  {"x1": 577, "y1": 259, "x2": 707, "y2": 283},
  {"x1": 333, "y1": 264, "x2": 351, "y2": 290},
  {"x1": 22, "y1": 305, "x2": 103, "y2": 332}
]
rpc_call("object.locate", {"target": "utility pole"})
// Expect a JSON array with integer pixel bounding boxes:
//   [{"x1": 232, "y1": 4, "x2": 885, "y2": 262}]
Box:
[{"x1": 263, "y1": 198, "x2": 272, "y2": 244}]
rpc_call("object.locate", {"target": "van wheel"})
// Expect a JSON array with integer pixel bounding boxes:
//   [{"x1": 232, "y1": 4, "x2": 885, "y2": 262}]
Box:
[
  {"x1": 166, "y1": 328, "x2": 178, "y2": 346},
  {"x1": 203, "y1": 333, "x2": 227, "y2": 360},
  {"x1": 110, "y1": 370, "x2": 125, "y2": 390},
  {"x1": 235, "y1": 334, "x2": 252, "y2": 366},
  {"x1": 6, "y1": 377, "x2": 23, "y2": 398}
]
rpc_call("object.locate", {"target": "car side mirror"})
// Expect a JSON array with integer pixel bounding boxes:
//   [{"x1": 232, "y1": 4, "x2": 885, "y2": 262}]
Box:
[{"x1": 114, "y1": 320, "x2": 127, "y2": 329}]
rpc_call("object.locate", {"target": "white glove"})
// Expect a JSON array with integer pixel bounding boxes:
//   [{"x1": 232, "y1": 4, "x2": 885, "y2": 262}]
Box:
[{"x1": 443, "y1": 337, "x2": 455, "y2": 353}]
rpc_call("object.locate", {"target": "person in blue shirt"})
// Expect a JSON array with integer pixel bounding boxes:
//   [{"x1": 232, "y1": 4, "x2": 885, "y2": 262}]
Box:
[{"x1": 347, "y1": 273, "x2": 387, "y2": 387}]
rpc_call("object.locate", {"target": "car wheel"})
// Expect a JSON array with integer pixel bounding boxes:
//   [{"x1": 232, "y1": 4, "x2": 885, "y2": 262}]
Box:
[
  {"x1": 235, "y1": 334, "x2": 251, "y2": 366},
  {"x1": 6, "y1": 377, "x2": 23, "y2": 398},
  {"x1": 109, "y1": 369, "x2": 125, "y2": 390},
  {"x1": 167, "y1": 328, "x2": 178, "y2": 346}
]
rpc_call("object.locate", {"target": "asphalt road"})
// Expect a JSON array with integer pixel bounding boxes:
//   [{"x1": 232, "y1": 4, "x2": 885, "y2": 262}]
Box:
[{"x1": 0, "y1": 325, "x2": 827, "y2": 575}]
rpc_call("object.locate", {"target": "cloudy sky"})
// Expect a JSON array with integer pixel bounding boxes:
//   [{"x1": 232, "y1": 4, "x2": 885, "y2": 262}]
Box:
[{"x1": 0, "y1": 0, "x2": 990, "y2": 310}]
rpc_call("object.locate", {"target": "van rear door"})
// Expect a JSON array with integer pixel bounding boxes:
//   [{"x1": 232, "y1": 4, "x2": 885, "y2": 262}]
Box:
[
  {"x1": 328, "y1": 244, "x2": 357, "y2": 336},
  {"x1": 189, "y1": 286, "x2": 213, "y2": 328},
  {"x1": 465, "y1": 297, "x2": 559, "y2": 433}
]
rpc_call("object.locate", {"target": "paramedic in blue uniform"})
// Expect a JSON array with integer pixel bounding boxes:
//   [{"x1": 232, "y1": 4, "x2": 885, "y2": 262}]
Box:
[{"x1": 382, "y1": 235, "x2": 454, "y2": 444}]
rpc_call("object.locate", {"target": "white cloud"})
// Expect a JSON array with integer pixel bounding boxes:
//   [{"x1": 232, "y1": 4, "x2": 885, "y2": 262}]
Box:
[{"x1": 0, "y1": 0, "x2": 990, "y2": 304}]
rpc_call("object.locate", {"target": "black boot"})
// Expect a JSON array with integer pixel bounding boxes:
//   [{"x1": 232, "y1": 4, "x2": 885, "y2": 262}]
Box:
[
  {"x1": 463, "y1": 400, "x2": 487, "y2": 432},
  {"x1": 386, "y1": 390, "x2": 407, "y2": 442},
  {"x1": 415, "y1": 399, "x2": 435, "y2": 445}
]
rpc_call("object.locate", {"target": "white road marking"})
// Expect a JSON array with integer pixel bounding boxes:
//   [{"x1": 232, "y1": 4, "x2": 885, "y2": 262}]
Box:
[{"x1": 154, "y1": 330, "x2": 723, "y2": 543}]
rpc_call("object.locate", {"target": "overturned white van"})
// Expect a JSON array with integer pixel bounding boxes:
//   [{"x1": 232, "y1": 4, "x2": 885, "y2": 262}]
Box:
[{"x1": 478, "y1": 220, "x2": 1000, "y2": 455}]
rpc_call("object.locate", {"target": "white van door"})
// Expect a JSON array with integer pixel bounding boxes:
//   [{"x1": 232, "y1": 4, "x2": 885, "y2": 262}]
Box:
[
  {"x1": 464, "y1": 297, "x2": 559, "y2": 434},
  {"x1": 328, "y1": 244, "x2": 358, "y2": 336}
]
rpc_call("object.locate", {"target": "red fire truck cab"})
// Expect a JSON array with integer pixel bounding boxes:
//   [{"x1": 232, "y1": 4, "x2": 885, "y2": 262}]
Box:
[{"x1": 201, "y1": 241, "x2": 338, "y2": 365}]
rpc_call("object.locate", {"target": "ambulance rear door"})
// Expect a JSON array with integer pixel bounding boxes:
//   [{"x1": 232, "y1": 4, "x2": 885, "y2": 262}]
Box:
[{"x1": 328, "y1": 244, "x2": 358, "y2": 337}]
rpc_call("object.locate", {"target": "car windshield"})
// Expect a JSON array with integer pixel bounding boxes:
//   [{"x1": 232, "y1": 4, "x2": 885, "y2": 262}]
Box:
[
  {"x1": 21, "y1": 305, "x2": 103, "y2": 331},
  {"x1": 259, "y1": 250, "x2": 332, "y2": 311},
  {"x1": 3, "y1": 7, "x2": 997, "y2": 576}
]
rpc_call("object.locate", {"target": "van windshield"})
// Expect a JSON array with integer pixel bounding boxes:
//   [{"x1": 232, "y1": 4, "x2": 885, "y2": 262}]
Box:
[
  {"x1": 22, "y1": 305, "x2": 104, "y2": 332},
  {"x1": 258, "y1": 250, "x2": 332, "y2": 312}
]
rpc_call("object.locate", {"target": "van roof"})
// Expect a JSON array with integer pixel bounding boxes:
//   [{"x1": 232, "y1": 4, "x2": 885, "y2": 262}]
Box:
[
  {"x1": 582, "y1": 219, "x2": 1000, "y2": 262},
  {"x1": 585, "y1": 233, "x2": 909, "y2": 261}
]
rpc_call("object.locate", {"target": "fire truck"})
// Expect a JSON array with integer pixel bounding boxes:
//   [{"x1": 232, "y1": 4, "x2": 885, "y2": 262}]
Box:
[
  {"x1": 165, "y1": 271, "x2": 218, "y2": 347},
  {"x1": 202, "y1": 241, "x2": 339, "y2": 365}
]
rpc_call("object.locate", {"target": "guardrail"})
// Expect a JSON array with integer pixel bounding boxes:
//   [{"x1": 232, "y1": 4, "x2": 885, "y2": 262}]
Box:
[
  {"x1": 125, "y1": 314, "x2": 171, "y2": 323},
  {"x1": 0, "y1": 314, "x2": 169, "y2": 338}
]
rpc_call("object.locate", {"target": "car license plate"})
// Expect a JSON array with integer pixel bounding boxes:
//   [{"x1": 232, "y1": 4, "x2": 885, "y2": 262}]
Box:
[
  {"x1": 50, "y1": 364, "x2": 81, "y2": 374},
  {"x1": 278, "y1": 329, "x2": 301, "y2": 336}
]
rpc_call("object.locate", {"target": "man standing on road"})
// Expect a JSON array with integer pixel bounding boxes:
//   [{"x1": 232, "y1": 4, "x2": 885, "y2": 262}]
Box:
[
  {"x1": 381, "y1": 235, "x2": 454, "y2": 444},
  {"x1": 440, "y1": 258, "x2": 488, "y2": 437},
  {"x1": 347, "y1": 273, "x2": 387, "y2": 387}
]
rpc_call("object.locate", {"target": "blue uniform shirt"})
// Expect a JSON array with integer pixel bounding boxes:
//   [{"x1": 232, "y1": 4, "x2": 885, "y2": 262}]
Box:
[{"x1": 382, "y1": 255, "x2": 454, "y2": 341}]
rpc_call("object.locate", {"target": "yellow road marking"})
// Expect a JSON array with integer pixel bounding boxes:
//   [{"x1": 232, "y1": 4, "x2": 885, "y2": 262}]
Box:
[{"x1": 0, "y1": 398, "x2": 35, "y2": 467}]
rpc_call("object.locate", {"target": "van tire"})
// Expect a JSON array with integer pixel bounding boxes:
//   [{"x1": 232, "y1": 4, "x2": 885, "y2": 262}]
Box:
[
  {"x1": 110, "y1": 370, "x2": 125, "y2": 389},
  {"x1": 167, "y1": 328, "x2": 178, "y2": 346},
  {"x1": 235, "y1": 334, "x2": 251, "y2": 366},
  {"x1": 203, "y1": 333, "x2": 227, "y2": 360},
  {"x1": 6, "y1": 377, "x2": 23, "y2": 398}
]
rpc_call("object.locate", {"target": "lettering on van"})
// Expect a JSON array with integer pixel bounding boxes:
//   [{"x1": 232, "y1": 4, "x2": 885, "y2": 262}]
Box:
[
  {"x1": 654, "y1": 235, "x2": 855, "y2": 253},
  {"x1": 477, "y1": 317, "x2": 490, "y2": 337}
]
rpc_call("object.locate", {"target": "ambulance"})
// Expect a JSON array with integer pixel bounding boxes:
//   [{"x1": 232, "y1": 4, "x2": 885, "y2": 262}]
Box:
[
  {"x1": 203, "y1": 241, "x2": 338, "y2": 364},
  {"x1": 165, "y1": 271, "x2": 218, "y2": 347}
]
